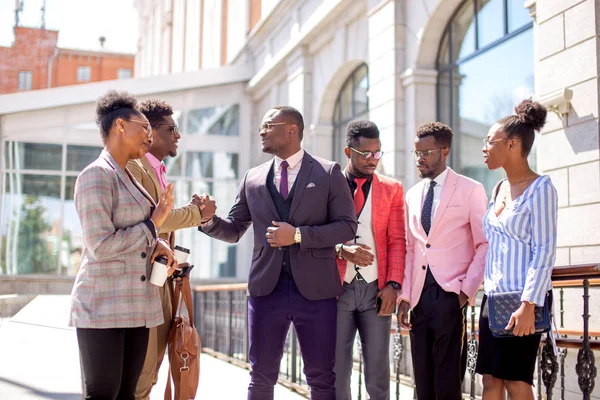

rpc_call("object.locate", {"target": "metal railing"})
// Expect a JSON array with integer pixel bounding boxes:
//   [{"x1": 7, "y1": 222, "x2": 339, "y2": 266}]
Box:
[{"x1": 193, "y1": 263, "x2": 599, "y2": 399}]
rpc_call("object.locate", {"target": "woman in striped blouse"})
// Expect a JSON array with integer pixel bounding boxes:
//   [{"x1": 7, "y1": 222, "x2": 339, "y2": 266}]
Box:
[{"x1": 476, "y1": 99, "x2": 558, "y2": 399}]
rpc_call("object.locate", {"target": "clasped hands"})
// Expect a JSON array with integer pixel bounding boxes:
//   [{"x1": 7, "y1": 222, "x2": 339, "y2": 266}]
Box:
[{"x1": 190, "y1": 193, "x2": 217, "y2": 222}]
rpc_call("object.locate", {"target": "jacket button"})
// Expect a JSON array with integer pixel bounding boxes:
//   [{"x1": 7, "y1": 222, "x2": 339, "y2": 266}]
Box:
[
  {"x1": 426, "y1": 244, "x2": 431, "y2": 248},
  {"x1": 140, "y1": 275, "x2": 146, "y2": 282},
  {"x1": 422, "y1": 265, "x2": 426, "y2": 270},
  {"x1": 141, "y1": 252, "x2": 147, "y2": 258}
]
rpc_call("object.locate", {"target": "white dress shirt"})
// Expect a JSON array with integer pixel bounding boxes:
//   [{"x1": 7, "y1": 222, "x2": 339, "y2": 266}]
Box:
[
  {"x1": 274, "y1": 149, "x2": 304, "y2": 194},
  {"x1": 422, "y1": 167, "x2": 449, "y2": 225}
]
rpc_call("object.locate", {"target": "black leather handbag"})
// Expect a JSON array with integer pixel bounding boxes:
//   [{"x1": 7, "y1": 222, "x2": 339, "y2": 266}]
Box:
[{"x1": 487, "y1": 291, "x2": 551, "y2": 338}]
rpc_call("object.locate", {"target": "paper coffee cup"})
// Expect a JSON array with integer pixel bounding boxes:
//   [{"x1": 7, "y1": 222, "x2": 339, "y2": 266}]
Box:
[
  {"x1": 150, "y1": 256, "x2": 169, "y2": 286},
  {"x1": 174, "y1": 245, "x2": 190, "y2": 264}
]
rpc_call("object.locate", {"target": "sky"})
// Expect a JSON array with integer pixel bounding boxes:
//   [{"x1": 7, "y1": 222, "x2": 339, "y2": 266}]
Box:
[{"x1": 0, "y1": 0, "x2": 139, "y2": 53}]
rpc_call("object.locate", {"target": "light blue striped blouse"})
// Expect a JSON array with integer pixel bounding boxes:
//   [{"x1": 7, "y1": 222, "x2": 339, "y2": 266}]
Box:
[{"x1": 482, "y1": 175, "x2": 558, "y2": 306}]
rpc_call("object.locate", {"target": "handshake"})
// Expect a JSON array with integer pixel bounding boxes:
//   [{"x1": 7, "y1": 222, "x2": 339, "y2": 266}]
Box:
[{"x1": 189, "y1": 193, "x2": 217, "y2": 223}]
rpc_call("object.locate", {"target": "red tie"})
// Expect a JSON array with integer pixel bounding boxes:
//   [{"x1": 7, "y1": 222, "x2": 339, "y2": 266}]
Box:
[{"x1": 354, "y1": 178, "x2": 367, "y2": 216}]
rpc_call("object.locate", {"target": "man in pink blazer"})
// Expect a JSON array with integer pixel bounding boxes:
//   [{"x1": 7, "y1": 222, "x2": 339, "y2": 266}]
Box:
[{"x1": 397, "y1": 122, "x2": 488, "y2": 400}]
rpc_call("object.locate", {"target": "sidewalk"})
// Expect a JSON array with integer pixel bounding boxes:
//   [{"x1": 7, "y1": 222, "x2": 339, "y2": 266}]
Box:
[{"x1": 0, "y1": 295, "x2": 304, "y2": 400}]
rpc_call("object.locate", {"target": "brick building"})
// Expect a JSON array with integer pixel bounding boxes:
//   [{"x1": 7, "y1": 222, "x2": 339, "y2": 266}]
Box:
[{"x1": 0, "y1": 26, "x2": 134, "y2": 95}]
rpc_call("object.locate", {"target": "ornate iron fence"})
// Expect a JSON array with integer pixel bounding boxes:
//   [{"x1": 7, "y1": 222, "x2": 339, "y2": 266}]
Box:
[{"x1": 193, "y1": 263, "x2": 599, "y2": 399}]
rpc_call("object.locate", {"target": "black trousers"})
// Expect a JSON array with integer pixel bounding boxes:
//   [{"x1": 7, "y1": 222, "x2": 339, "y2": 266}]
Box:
[
  {"x1": 77, "y1": 327, "x2": 149, "y2": 400},
  {"x1": 409, "y1": 269, "x2": 466, "y2": 400}
]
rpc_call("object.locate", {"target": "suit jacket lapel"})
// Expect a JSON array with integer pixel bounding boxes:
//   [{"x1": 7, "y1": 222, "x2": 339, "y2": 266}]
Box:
[
  {"x1": 289, "y1": 153, "x2": 313, "y2": 219},
  {"x1": 257, "y1": 159, "x2": 280, "y2": 220},
  {"x1": 428, "y1": 168, "x2": 457, "y2": 238},
  {"x1": 138, "y1": 156, "x2": 161, "y2": 201},
  {"x1": 100, "y1": 151, "x2": 156, "y2": 211}
]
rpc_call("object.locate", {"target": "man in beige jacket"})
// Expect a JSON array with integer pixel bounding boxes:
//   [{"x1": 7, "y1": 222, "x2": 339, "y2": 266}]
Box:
[{"x1": 128, "y1": 99, "x2": 215, "y2": 400}]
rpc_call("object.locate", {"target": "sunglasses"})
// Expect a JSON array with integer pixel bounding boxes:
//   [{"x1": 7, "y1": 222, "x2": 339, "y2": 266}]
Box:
[
  {"x1": 154, "y1": 123, "x2": 179, "y2": 136},
  {"x1": 349, "y1": 147, "x2": 384, "y2": 160}
]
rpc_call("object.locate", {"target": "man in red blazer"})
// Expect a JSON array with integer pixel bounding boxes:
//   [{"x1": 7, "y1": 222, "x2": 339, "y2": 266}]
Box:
[{"x1": 334, "y1": 120, "x2": 406, "y2": 400}]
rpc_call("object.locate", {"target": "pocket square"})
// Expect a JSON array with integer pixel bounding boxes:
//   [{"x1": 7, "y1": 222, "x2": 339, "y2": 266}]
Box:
[{"x1": 306, "y1": 182, "x2": 316, "y2": 188}]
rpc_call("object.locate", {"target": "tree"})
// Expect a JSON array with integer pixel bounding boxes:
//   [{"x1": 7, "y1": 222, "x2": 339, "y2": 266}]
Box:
[{"x1": 16, "y1": 195, "x2": 57, "y2": 274}]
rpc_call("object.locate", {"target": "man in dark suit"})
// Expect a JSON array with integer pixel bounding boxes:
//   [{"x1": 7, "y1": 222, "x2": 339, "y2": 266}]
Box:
[{"x1": 199, "y1": 106, "x2": 357, "y2": 400}]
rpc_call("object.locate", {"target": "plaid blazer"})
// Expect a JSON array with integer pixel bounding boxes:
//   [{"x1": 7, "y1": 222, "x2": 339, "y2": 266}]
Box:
[
  {"x1": 336, "y1": 172, "x2": 407, "y2": 289},
  {"x1": 69, "y1": 150, "x2": 164, "y2": 329}
]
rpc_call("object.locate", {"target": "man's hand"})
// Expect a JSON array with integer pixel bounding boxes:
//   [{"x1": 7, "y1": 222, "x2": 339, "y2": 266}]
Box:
[
  {"x1": 266, "y1": 221, "x2": 296, "y2": 247},
  {"x1": 340, "y1": 244, "x2": 374, "y2": 267},
  {"x1": 192, "y1": 194, "x2": 217, "y2": 222},
  {"x1": 396, "y1": 300, "x2": 411, "y2": 329},
  {"x1": 376, "y1": 285, "x2": 398, "y2": 316},
  {"x1": 458, "y1": 291, "x2": 469, "y2": 308},
  {"x1": 506, "y1": 302, "x2": 536, "y2": 336}
]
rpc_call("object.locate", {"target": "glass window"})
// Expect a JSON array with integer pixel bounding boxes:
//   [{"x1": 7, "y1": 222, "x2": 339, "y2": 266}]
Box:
[
  {"x1": 66, "y1": 145, "x2": 102, "y2": 172},
  {"x1": 437, "y1": 0, "x2": 534, "y2": 194},
  {"x1": 4, "y1": 142, "x2": 62, "y2": 171},
  {"x1": 62, "y1": 176, "x2": 82, "y2": 276},
  {"x1": 118, "y1": 68, "x2": 132, "y2": 79},
  {"x1": 0, "y1": 174, "x2": 62, "y2": 274},
  {"x1": 332, "y1": 64, "x2": 369, "y2": 164},
  {"x1": 186, "y1": 104, "x2": 240, "y2": 136},
  {"x1": 477, "y1": 0, "x2": 504, "y2": 49},
  {"x1": 77, "y1": 66, "x2": 91, "y2": 82},
  {"x1": 186, "y1": 152, "x2": 213, "y2": 178},
  {"x1": 18, "y1": 71, "x2": 32, "y2": 91},
  {"x1": 508, "y1": 0, "x2": 533, "y2": 32}
]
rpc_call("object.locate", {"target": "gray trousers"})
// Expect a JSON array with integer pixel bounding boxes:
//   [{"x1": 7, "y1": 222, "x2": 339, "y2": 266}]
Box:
[{"x1": 335, "y1": 279, "x2": 391, "y2": 400}]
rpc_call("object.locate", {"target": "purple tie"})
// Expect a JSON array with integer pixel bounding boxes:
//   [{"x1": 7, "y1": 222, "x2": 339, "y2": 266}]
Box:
[{"x1": 280, "y1": 160, "x2": 289, "y2": 198}]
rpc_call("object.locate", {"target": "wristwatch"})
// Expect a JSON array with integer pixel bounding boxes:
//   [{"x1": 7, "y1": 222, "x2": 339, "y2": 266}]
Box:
[
  {"x1": 294, "y1": 227, "x2": 302, "y2": 244},
  {"x1": 387, "y1": 281, "x2": 401, "y2": 290}
]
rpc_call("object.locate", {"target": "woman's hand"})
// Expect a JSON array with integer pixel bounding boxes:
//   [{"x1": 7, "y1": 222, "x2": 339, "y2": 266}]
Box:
[
  {"x1": 151, "y1": 183, "x2": 174, "y2": 229},
  {"x1": 506, "y1": 301, "x2": 536, "y2": 336},
  {"x1": 150, "y1": 239, "x2": 178, "y2": 277}
]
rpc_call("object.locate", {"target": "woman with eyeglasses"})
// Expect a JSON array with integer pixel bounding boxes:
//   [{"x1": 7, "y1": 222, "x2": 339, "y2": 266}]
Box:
[
  {"x1": 477, "y1": 99, "x2": 558, "y2": 399},
  {"x1": 69, "y1": 90, "x2": 178, "y2": 399}
]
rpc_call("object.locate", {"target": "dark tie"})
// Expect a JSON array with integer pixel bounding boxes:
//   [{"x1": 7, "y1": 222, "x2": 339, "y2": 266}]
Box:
[
  {"x1": 354, "y1": 178, "x2": 367, "y2": 217},
  {"x1": 421, "y1": 181, "x2": 436, "y2": 236},
  {"x1": 280, "y1": 160, "x2": 289, "y2": 198}
]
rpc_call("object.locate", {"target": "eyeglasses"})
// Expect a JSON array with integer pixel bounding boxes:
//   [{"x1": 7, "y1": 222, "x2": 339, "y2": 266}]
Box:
[
  {"x1": 259, "y1": 122, "x2": 289, "y2": 133},
  {"x1": 411, "y1": 148, "x2": 446, "y2": 159},
  {"x1": 482, "y1": 137, "x2": 507, "y2": 147},
  {"x1": 349, "y1": 147, "x2": 384, "y2": 160},
  {"x1": 154, "y1": 123, "x2": 179, "y2": 136},
  {"x1": 128, "y1": 119, "x2": 152, "y2": 138}
]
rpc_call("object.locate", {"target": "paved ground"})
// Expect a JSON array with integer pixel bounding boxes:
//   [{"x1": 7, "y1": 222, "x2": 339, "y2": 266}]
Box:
[
  {"x1": 0, "y1": 295, "x2": 304, "y2": 400},
  {"x1": 0, "y1": 295, "x2": 414, "y2": 399}
]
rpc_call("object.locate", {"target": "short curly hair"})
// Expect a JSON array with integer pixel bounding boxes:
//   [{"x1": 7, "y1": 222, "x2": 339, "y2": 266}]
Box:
[
  {"x1": 416, "y1": 122, "x2": 453, "y2": 148},
  {"x1": 139, "y1": 99, "x2": 174, "y2": 126},
  {"x1": 345, "y1": 120, "x2": 379, "y2": 147},
  {"x1": 272, "y1": 105, "x2": 304, "y2": 140},
  {"x1": 95, "y1": 90, "x2": 139, "y2": 143}
]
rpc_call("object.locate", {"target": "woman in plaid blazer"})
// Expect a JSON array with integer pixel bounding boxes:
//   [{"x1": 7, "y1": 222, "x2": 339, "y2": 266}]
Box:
[{"x1": 69, "y1": 90, "x2": 177, "y2": 400}]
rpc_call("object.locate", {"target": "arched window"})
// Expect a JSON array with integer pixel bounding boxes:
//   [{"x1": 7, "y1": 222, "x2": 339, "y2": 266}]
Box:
[
  {"x1": 332, "y1": 64, "x2": 369, "y2": 164},
  {"x1": 437, "y1": 0, "x2": 534, "y2": 193}
]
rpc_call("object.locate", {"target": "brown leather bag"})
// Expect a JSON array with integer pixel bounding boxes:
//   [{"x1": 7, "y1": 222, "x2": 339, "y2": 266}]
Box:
[{"x1": 164, "y1": 277, "x2": 200, "y2": 400}]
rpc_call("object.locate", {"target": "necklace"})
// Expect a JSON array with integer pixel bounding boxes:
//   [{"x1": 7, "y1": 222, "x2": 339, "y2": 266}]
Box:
[{"x1": 501, "y1": 171, "x2": 536, "y2": 206}]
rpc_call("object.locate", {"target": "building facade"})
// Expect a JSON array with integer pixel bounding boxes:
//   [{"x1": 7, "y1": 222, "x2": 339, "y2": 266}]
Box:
[
  {"x1": 0, "y1": 26, "x2": 134, "y2": 95},
  {"x1": 0, "y1": 0, "x2": 598, "y2": 281},
  {"x1": 134, "y1": 0, "x2": 600, "y2": 267}
]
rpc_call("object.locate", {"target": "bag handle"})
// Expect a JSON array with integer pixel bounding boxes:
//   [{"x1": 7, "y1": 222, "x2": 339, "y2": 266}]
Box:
[{"x1": 171, "y1": 277, "x2": 195, "y2": 327}]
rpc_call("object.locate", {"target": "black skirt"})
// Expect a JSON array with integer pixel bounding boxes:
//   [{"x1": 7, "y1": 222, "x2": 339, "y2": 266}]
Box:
[{"x1": 475, "y1": 294, "x2": 542, "y2": 385}]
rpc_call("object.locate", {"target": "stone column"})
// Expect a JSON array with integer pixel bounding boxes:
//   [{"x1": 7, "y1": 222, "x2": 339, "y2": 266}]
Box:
[
  {"x1": 401, "y1": 68, "x2": 438, "y2": 188},
  {"x1": 367, "y1": 0, "x2": 406, "y2": 182},
  {"x1": 286, "y1": 46, "x2": 315, "y2": 152}
]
